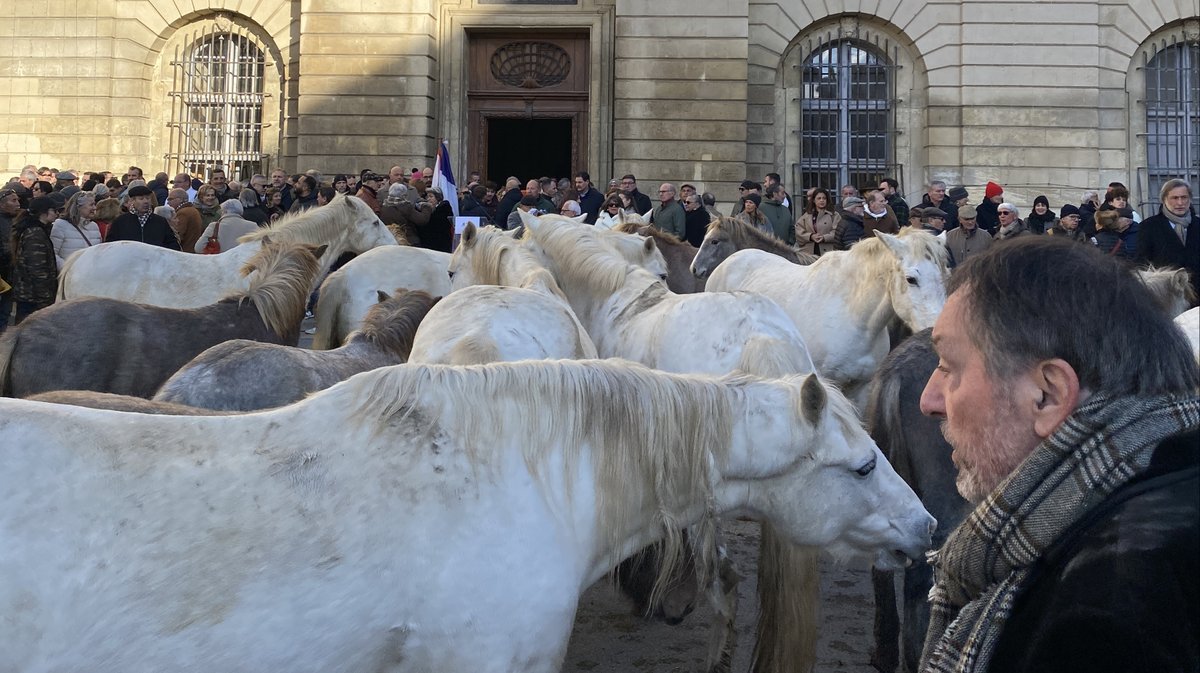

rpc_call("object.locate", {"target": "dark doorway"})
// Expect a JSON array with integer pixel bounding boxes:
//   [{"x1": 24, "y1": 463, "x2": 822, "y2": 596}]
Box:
[{"x1": 487, "y1": 118, "x2": 572, "y2": 184}]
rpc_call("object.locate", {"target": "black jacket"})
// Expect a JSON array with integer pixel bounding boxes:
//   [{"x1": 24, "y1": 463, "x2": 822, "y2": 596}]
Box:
[
  {"x1": 1137, "y1": 208, "x2": 1200, "y2": 298},
  {"x1": 974, "y1": 199, "x2": 999, "y2": 235},
  {"x1": 989, "y1": 430, "x2": 1199, "y2": 673},
  {"x1": 459, "y1": 194, "x2": 491, "y2": 225},
  {"x1": 576, "y1": 187, "x2": 604, "y2": 225},
  {"x1": 106, "y1": 212, "x2": 180, "y2": 250},
  {"x1": 683, "y1": 206, "x2": 711, "y2": 247},
  {"x1": 494, "y1": 188, "x2": 522, "y2": 228},
  {"x1": 920, "y1": 195, "x2": 960, "y2": 231},
  {"x1": 627, "y1": 189, "x2": 652, "y2": 215},
  {"x1": 834, "y1": 210, "x2": 865, "y2": 250},
  {"x1": 416, "y1": 200, "x2": 454, "y2": 253}
]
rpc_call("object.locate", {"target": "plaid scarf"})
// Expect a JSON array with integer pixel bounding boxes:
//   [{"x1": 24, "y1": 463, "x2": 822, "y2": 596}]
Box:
[{"x1": 920, "y1": 392, "x2": 1200, "y2": 673}]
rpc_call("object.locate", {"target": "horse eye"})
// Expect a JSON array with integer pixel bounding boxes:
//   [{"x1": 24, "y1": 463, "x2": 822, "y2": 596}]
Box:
[
  {"x1": 447, "y1": 270, "x2": 456, "y2": 279},
  {"x1": 854, "y1": 459, "x2": 876, "y2": 477},
  {"x1": 659, "y1": 273, "x2": 668, "y2": 281},
  {"x1": 906, "y1": 276, "x2": 918, "y2": 286}
]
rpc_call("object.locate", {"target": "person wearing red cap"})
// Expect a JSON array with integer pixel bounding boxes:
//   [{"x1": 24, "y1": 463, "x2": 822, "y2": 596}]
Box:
[{"x1": 976, "y1": 181, "x2": 1004, "y2": 234}]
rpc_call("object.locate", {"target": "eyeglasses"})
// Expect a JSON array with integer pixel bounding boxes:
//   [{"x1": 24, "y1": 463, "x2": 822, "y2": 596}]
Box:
[{"x1": 606, "y1": 204, "x2": 619, "y2": 209}]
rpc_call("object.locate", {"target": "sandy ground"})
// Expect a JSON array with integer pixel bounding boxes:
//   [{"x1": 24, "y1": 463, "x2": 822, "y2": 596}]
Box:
[{"x1": 565, "y1": 519, "x2": 883, "y2": 673}]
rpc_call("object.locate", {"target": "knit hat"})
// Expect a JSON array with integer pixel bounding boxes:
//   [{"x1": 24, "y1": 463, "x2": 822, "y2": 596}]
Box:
[
  {"x1": 743, "y1": 193, "x2": 762, "y2": 207},
  {"x1": 948, "y1": 186, "x2": 969, "y2": 202},
  {"x1": 958, "y1": 204, "x2": 978, "y2": 220},
  {"x1": 1033, "y1": 195, "x2": 1050, "y2": 209},
  {"x1": 1060, "y1": 204, "x2": 1080, "y2": 218},
  {"x1": 28, "y1": 196, "x2": 57, "y2": 214},
  {"x1": 985, "y1": 181, "x2": 1004, "y2": 200},
  {"x1": 841, "y1": 195, "x2": 864, "y2": 209}
]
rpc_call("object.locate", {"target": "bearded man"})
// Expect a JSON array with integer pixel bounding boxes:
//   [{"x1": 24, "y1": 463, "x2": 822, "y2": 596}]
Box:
[{"x1": 918, "y1": 237, "x2": 1198, "y2": 673}]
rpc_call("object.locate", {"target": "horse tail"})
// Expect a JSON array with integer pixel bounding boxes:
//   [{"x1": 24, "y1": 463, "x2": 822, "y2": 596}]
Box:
[
  {"x1": 56, "y1": 248, "x2": 81, "y2": 300},
  {"x1": 0, "y1": 326, "x2": 20, "y2": 397},
  {"x1": 311, "y1": 275, "x2": 343, "y2": 350},
  {"x1": 729, "y1": 335, "x2": 821, "y2": 673}
]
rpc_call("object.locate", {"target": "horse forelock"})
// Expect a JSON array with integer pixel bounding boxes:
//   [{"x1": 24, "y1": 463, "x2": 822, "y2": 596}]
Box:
[
  {"x1": 238, "y1": 242, "x2": 324, "y2": 337},
  {"x1": 894, "y1": 229, "x2": 950, "y2": 268},
  {"x1": 529, "y1": 218, "x2": 630, "y2": 296},
  {"x1": 351, "y1": 289, "x2": 440, "y2": 359},
  {"x1": 346, "y1": 359, "x2": 734, "y2": 595}
]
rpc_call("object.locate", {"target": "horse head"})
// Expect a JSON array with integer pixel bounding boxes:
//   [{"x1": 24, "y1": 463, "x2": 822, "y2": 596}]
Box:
[
  {"x1": 736, "y1": 373, "x2": 935, "y2": 571},
  {"x1": 447, "y1": 223, "x2": 511, "y2": 291},
  {"x1": 876, "y1": 230, "x2": 948, "y2": 332},
  {"x1": 339, "y1": 194, "x2": 400, "y2": 254},
  {"x1": 600, "y1": 230, "x2": 669, "y2": 282},
  {"x1": 690, "y1": 218, "x2": 737, "y2": 279}
]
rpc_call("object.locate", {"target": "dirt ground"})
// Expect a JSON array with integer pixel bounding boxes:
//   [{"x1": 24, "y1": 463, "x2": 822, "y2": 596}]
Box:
[{"x1": 565, "y1": 520, "x2": 883, "y2": 673}]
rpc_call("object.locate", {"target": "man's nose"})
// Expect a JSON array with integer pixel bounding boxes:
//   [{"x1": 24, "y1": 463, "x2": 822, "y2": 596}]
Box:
[{"x1": 919, "y1": 372, "x2": 945, "y2": 417}]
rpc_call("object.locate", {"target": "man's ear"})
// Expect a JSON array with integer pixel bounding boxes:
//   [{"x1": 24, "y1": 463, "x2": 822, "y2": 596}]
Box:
[{"x1": 1030, "y1": 358, "x2": 1081, "y2": 438}]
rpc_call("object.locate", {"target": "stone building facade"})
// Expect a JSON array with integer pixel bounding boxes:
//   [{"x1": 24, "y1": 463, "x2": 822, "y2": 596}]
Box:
[{"x1": 1, "y1": 0, "x2": 1196, "y2": 210}]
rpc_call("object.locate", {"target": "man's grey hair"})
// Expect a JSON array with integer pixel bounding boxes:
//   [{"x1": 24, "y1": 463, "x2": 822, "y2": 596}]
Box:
[
  {"x1": 1160, "y1": 178, "x2": 1192, "y2": 201},
  {"x1": 998, "y1": 202, "x2": 1019, "y2": 217},
  {"x1": 239, "y1": 189, "x2": 259, "y2": 209},
  {"x1": 950, "y1": 238, "x2": 1197, "y2": 396},
  {"x1": 154, "y1": 205, "x2": 175, "y2": 220},
  {"x1": 92, "y1": 183, "x2": 109, "y2": 199},
  {"x1": 929, "y1": 180, "x2": 947, "y2": 190},
  {"x1": 251, "y1": 174, "x2": 266, "y2": 184},
  {"x1": 1082, "y1": 190, "x2": 1099, "y2": 203},
  {"x1": 220, "y1": 199, "x2": 244, "y2": 216},
  {"x1": 20, "y1": 168, "x2": 36, "y2": 182}
]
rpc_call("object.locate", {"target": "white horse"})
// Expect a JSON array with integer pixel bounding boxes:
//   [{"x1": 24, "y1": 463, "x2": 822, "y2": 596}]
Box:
[
  {"x1": 312, "y1": 246, "x2": 453, "y2": 350},
  {"x1": 56, "y1": 194, "x2": 397, "y2": 309},
  {"x1": 408, "y1": 223, "x2": 598, "y2": 364},
  {"x1": 1176, "y1": 306, "x2": 1200, "y2": 365},
  {"x1": 704, "y1": 231, "x2": 949, "y2": 405},
  {"x1": 523, "y1": 212, "x2": 832, "y2": 671},
  {"x1": 0, "y1": 359, "x2": 933, "y2": 673}
]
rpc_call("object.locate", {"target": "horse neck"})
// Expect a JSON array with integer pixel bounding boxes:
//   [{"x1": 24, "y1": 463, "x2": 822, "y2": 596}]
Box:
[
  {"x1": 736, "y1": 224, "x2": 798, "y2": 262},
  {"x1": 267, "y1": 211, "x2": 350, "y2": 260}
]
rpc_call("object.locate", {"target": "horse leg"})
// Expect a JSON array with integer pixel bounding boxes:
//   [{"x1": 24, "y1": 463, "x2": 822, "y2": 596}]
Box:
[
  {"x1": 751, "y1": 522, "x2": 819, "y2": 673},
  {"x1": 870, "y1": 567, "x2": 900, "y2": 673},
  {"x1": 901, "y1": 560, "x2": 933, "y2": 673},
  {"x1": 706, "y1": 544, "x2": 741, "y2": 673}
]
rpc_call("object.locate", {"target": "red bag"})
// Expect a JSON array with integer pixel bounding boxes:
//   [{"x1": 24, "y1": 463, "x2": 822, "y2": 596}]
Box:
[{"x1": 202, "y1": 222, "x2": 221, "y2": 254}]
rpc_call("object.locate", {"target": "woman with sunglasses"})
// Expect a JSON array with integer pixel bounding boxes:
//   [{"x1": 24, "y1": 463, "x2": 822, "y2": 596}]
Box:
[{"x1": 595, "y1": 195, "x2": 625, "y2": 230}]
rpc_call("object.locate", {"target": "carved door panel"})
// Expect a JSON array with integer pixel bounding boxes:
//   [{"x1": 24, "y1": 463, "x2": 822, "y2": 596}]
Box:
[{"x1": 466, "y1": 32, "x2": 589, "y2": 182}]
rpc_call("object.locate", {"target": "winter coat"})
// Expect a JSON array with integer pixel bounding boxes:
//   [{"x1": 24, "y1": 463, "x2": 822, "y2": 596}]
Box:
[
  {"x1": 49, "y1": 218, "x2": 102, "y2": 267},
  {"x1": 494, "y1": 188, "x2": 523, "y2": 228},
  {"x1": 994, "y1": 218, "x2": 1034, "y2": 242},
  {"x1": 886, "y1": 194, "x2": 909, "y2": 226},
  {"x1": 195, "y1": 202, "x2": 221, "y2": 229},
  {"x1": 651, "y1": 200, "x2": 686, "y2": 240},
  {"x1": 833, "y1": 211, "x2": 866, "y2": 250},
  {"x1": 684, "y1": 206, "x2": 712, "y2": 247},
  {"x1": 988, "y1": 429, "x2": 1199, "y2": 673},
  {"x1": 944, "y1": 225, "x2": 993, "y2": 268},
  {"x1": 576, "y1": 187, "x2": 604, "y2": 225},
  {"x1": 920, "y1": 195, "x2": 960, "y2": 230},
  {"x1": 759, "y1": 199, "x2": 796, "y2": 245},
  {"x1": 1, "y1": 211, "x2": 16, "y2": 285},
  {"x1": 173, "y1": 203, "x2": 205, "y2": 253},
  {"x1": 417, "y1": 200, "x2": 454, "y2": 253},
  {"x1": 195, "y1": 215, "x2": 260, "y2": 253},
  {"x1": 975, "y1": 199, "x2": 1000, "y2": 235},
  {"x1": 735, "y1": 210, "x2": 774, "y2": 238},
  {"x1": 1137, "y1": 208, "x2": 1200, "y2": 298},
  {"x1": 1047, "y1": 223, "x2": 1089, "y2": 243},
  {"x1": 627, "y1": 189, "x2": 652, "y2": 215},
  {"x1": 242, "y1": 204, "x2": 269, "y2": 227},
  {"x1": 1025, "y1": 211, "x2": 1057, "y2": 236},
  {"x1": 863, "y1": 205, "x2": 899, "y2": 240},
  {"x1": 10, "y1": 215, "x2": 58, "y2": 306},
  {"x1": 381, "y1": 201, "x2": 431, "y2": 245},
  {"x1": 796, "y1": 209, "x2": 840, "y2": 256},
  {"x1": 106, "y1": 212, "x2": 181, "y2": 250},
  {"x1": 459, "y1": 194, "x2": 491, "y2": 225}
]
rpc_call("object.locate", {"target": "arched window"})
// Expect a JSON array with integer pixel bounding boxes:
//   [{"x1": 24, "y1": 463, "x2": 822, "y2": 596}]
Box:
[
  {"x1": 1142, "y1": 38, "x2": 1200, "y2": 205},
  {"x1": 798, "y1": 39, "x2": 897, "y2": 193},
  {"x1": 167, "y1": 29, "x2": 268, "y2": 180}
]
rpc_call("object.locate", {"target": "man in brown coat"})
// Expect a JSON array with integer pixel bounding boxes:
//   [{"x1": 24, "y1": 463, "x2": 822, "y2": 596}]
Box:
[
  {"x1": 167, "y1": 189, "x2": 204, "y2": 253},
  {"x1": 379, "y1": 182, "x2": 430, "y2": 246}
]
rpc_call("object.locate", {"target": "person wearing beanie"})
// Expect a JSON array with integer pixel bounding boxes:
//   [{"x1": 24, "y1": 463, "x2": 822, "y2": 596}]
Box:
[
  {"x1": 731, "y1": 179, "x2": 762, "y2": 217},
  {"x1": 10, "y1": 195, "x2": 60, "y2": 322},
  {"x1": 833, "y1": 195, "x2": 867, "y2": 250},
  {"x1": 1049, "y1": 203, "x2": 1088, "y2": 242},
  {"x1": 735, "y1": 191, "x2": 773, "y2": 237},
  {"x1": 945, "y1": 204, "x2": 993, "y2": 267},
  {"x1": 1026, "y1": 195, "x2": 1057, "y2": 235},
  {"x1": 948, "y1": 186, "x2": 970, "y2": 207},
  {"x1": 975, "y1": 181, "x2": 1004, "y2": 234}
]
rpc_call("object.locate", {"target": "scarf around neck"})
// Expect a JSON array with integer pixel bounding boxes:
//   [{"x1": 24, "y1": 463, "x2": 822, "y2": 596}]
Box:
[
  {"x1": 1163, "y1": 208, "x2": 1191, "y2": 242},
  {"x1": 920, "y1": 391, "x2": 1200, "y2": 673}
]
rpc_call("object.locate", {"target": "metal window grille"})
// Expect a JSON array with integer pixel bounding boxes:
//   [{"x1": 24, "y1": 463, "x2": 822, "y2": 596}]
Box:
[
  {"x1": 1138, "y1": 38, "x2": 1200, "y2": 212},
  {"x1": 795, "y1": 36, "x2": 901, "y2": 195},
  {"x1": 166, "y1": 26, "x2": 270, "y2": 181}
]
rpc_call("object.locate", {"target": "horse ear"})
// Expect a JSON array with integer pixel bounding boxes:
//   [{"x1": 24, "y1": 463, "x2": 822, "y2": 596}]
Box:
[
  {"x1": 376, "y1": 290, "x2": 391, "y2": 303},
  {"x1": 344, "y1": 196, "x2": 355, "y2": 208},
  {"x1": 312, "y1": 244, "x2": 329, "y2": 259},
  {"x1": 875, "y1": 231, "x2": 907, "y2": 258},
  {"x1": 640, "y1": 209, "x2": 652, "y2": 224},
  {"x1": 518, "y1": 208, "x2": 540, "y2": 230},
  {"x1": 462, "y1": 222, "x2": 478, "y2": 247},
  {"x1": 643, "y1": 236, "x2": 656, "y2": 253},
  {"x1": 800, "y1": 374, "x2": 827, "y2": 425},
  {"x1": 572, "y1": 214, "x2": 587, "y2": 222},
  {"x1": 261, "y1": 234, "x2": 272, "y2": 246}
]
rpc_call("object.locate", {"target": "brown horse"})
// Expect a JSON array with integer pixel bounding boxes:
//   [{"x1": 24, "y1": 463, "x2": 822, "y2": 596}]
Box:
[
  {"x1": 612, "y1": 221, "x2": 706, "y2": 293},
  {"x1": 690, "y1": 216, "x2": 816, "y2": 279},
  {"x1": 0, "y1": 238, "x2": 326, "y2": 398}
]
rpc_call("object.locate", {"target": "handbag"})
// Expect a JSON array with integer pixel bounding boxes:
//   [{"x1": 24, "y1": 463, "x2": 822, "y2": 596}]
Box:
[{"x1": 202, "y1": 221, "x2": 221, "y2": 254}]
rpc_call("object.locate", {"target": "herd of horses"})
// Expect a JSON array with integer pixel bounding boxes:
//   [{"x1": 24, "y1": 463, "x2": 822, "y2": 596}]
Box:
[{"x1": 1, "y1": 192, "x2": 1196, "y2": 673}]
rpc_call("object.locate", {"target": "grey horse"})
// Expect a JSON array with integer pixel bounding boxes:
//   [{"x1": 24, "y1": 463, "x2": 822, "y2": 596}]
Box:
[
  {"x1": 0, "y1": 239, "x2": 325, "y2": 399},
  {"x1": 154, "y1": 288, "x2": 439, "y2": 411},
  {"x1": 866, "y1": 328, "x2": 971, "y2": 673},
  {"x1": 690, "y1": 216, "x2": 816, "y2": 279}
]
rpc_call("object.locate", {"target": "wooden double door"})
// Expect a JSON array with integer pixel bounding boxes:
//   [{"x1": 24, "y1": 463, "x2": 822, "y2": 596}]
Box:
[{"x1": 467, "y1": 32, "x2": 589, "y2": 185}]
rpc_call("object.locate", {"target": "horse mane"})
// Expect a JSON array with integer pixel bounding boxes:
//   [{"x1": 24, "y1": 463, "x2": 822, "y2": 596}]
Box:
[
  {"x1": 1137, "y1": 265, "x2": 1198, "y2": 315},
  {"x1": 528, "y1": 216, "x2": 633, "y2": 296},
  {"x1": 350, "y1": 289, "x2": 441, "y2": 360},
  {"x1": 613, "y1": 221, "x2": 686, "y2": 248},
  {"x1": 706, "y1": 217, "x2": 816, "y2": 264},
  {"x1": 894, "y1": 228, "x2": 951, "y2": 267},
  {"x1": 238, "y1": 193, "x2": 367, "y2": 245},
  {"x1": 349, "y1": 358, "x2": 737, "y2": 599},
  {"x1": 232, "y1": 240, "x2": 325, "y2": 338},
  {"x1": 864, "y1": 329, "x2": 935, "y2": 476},
  {"x1": 462, "y1": 226, "x2": 562, "y2": 294}
]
